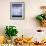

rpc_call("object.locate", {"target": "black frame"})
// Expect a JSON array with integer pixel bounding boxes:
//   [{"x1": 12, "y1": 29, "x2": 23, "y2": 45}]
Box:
[{"x1": 10, "y1": 2, "x2": 25, "y2": 20}]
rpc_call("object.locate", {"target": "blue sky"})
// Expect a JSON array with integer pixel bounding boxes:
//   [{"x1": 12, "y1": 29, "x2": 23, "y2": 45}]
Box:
[{"x1": 12, "y1": 6, "x2": 22, "y2": 16}]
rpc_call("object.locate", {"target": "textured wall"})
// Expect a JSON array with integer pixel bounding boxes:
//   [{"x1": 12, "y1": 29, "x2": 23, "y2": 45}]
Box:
[{"x1": 0, "y1": 0, "x2": 46, "y2": 40}]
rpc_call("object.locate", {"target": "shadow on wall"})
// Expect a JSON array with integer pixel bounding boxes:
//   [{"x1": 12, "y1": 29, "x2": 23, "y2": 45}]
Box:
[{"x1": 30, "y1": 16, "x2": 40, "y2": 27}]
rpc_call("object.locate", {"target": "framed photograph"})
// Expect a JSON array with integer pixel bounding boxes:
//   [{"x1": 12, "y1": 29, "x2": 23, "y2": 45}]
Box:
[{"x1": 10, "y1": 2, "x2": 25, "y2": 20}]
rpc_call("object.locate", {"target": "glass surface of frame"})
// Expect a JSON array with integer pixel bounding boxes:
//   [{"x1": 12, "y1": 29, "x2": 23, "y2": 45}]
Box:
[{"x1": 10, "y1": 2, "x2": 25, "y2": 20}]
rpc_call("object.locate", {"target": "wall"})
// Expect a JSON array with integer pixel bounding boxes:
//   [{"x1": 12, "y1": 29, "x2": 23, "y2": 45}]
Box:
[{"x1": 0, "y1": 0, "x2": 46, "y2": 38}]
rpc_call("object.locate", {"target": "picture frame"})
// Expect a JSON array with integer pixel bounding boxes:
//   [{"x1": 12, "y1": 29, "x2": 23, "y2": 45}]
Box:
[{"x1": 10, "y1": 2, "x2": 25, "y2": 20}]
